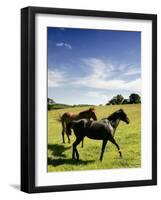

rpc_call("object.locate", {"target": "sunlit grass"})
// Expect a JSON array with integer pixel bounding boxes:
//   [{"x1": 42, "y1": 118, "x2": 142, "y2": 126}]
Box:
[{"x1": 48, "y1": 104, "x2": 141, "y2": 172}]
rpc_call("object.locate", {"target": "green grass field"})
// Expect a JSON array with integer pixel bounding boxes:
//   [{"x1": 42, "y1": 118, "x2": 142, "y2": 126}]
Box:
[{"x1": 48, "y1": 104, "x2": 141, "y2": 172}]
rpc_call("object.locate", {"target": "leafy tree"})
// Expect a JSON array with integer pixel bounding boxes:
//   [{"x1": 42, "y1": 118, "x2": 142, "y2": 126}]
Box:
[
  {"x1": 108, "y1": 96, "x2": 117, "y2": 105},
  {"x1": 107, "y1": 94, "x2": 124, "y2": 105},
  {"x1": 129, "y1": 93, "x2": 141, "y2": 104},
  {"x1": 116, "y1": 94, "x2": 124, "y2": 104},
  {"x1": 122, "y1": 99, "x2": 130, "y2": 104}
]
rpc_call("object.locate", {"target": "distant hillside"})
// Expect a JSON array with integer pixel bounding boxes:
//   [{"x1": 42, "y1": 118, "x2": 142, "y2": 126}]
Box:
[
  {"x1": 47, "y1": 98, "x2": 56, "y2": 104},
  {"x1": 47, "y1": 97, "x2": 96, "y2": 110},
  {"x1": 48, "y1": 103, "x2": 72, "y2": 110}
]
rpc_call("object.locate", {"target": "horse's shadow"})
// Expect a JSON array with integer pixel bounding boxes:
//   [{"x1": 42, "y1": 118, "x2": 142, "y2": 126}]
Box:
[
  {"x1": 48, "y1": 144, "x2": 94, "y2": 166},
  {"x1": 48, "y1": 157, "x2": 94, "y2": 167},
  {"x1": 48, "y1": 144, "x2": 71, "y2": 158}
]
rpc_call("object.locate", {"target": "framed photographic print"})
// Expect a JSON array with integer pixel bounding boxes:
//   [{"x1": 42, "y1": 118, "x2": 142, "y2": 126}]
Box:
[{"x1": 21, "y1": 6, "x2": 157, "y2": 193}]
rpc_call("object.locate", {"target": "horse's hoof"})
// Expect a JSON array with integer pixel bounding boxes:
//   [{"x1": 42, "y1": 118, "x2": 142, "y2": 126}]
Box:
[{"x1": 119, "y1": 151, "x2": 122, "y2": 158}]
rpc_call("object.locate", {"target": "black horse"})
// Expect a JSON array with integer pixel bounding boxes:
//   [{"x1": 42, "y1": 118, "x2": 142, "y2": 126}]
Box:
[{"x1": 70, "y1": 109, "x2": 130, "y2": 161}]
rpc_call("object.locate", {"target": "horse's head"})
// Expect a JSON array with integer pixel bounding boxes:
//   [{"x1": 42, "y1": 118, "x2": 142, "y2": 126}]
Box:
[
  {"x1": 118, "y1": 109, "x2": 130, "y2": 124},
  {"x1": 89, "y1": 107, "x2": 97, "y2": 120},
  {"x1": 89, "y1": 107, "x2": 95, "y2": 112},
  {"x1": 79, "y1": 107, "x2": 97, "y2": 120}
]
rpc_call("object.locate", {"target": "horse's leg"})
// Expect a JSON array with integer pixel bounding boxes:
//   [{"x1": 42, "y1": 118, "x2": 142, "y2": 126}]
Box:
[
  {"x1": 81, "y1": 138, "x2": 84, "y2": 148},
  {"x1": 66, "y1": 123, "x2": 72, "y2": 144},
  {"x1": 99, "y1": 139, "x2": 108, "y2": 161},
  {"x1": 109, "y1": 137, "x2": 122, "y2": 157},
  {"x1": 72, "y1": 137, "x2": 82, "y2": 160},
  {"x1": 61, "y1": 121, "x2": 65, "y2": 143},
  {"x1": 66, "y1": 132, "x2": 70, "y2": 144}
]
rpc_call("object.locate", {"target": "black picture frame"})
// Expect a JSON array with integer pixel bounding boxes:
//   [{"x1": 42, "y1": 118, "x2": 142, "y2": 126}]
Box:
[{"x1": 21, "y1": 6, "x2": 157, "y2": 193}]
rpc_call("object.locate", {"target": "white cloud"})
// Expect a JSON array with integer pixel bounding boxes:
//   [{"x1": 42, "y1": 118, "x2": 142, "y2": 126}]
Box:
[
  {"x1": 74, "y1": 58, "x2": 141, "y2": 92},
  {"x1": 119, "y1": 64, "x2": 130, "y2": 71},
  {"x1": 124, "y1": 68, "x2": 141, "y2": 76},
  {"x1": 125, "y1": 78, "x2": 141, "y2": 91},
  {"x1": 64, "y1": 43, "x2": 72, "y2": 49},
  {"x1": 119, "y1": 63, "x2": 141, "y2": 76},
  {"x1": 56, "y1": 42, "x2": 72, "y2": 49},
  {"x1": 58, "y1": 28, "x2": 66, "y2": 31},
  {"x1": 86, "y1": 91, "x2": 107, "y2": 99},
  {"x1": 56, "y1": 42, "x2": 63, "y2": 47},
  {"x1": 83, "y1": 58, "x2": 114, "y2": 78},
  {"x1": 48, "y1": 69, "x2": 66, "y2": 87},
  {"x1": 85, "y1": 91, "x2": 112, "y2": 105}
]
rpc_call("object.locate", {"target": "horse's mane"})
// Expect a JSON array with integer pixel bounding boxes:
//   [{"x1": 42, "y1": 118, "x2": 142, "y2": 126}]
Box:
[
  {"x1": 107, "y1": 112, "x2": 117, "y2": 121},
  {"x1": 107, "y1": 109, "x2": 123, "y2": 121},
  {"x1": 79, "y1": 107, "x2": 95, "y2": 115}
]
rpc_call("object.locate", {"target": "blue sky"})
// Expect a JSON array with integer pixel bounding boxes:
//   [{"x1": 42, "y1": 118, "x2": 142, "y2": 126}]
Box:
[{"x1": 48, "y1": 27, "x2": 141, "y2": 105}]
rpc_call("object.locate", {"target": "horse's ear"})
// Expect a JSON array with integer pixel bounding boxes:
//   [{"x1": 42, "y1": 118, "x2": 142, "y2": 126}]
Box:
[{"x1": 89, "y1": 107, "x2": 95, "y2": 111}]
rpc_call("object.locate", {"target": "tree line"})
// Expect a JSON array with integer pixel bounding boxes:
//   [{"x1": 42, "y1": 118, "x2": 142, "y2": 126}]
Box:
[
  {"x1": 48, "y1": 93, "x2": 141, "y2": 110},
  {"x1": 106, "y1": 93, "x2": 141, "y2": 105}
]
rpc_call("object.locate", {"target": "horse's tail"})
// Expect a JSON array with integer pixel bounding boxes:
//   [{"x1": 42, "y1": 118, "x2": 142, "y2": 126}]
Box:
[
  {"x1": 57, "y1": 113, "x2": 71, "y2": 135},
  {"x1": 56, "y1": 113, "x2": 62, "y2": 122}
]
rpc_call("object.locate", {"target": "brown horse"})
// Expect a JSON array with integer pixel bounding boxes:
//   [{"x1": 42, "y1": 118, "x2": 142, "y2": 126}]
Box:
[{"x1": 59, "y1": 107, "x2": 97, "y2": 144}]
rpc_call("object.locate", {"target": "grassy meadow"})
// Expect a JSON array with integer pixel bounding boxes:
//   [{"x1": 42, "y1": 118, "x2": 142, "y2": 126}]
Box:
[{"x1": 48, "y1": 104, "x2": 141, "y2": 172}]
